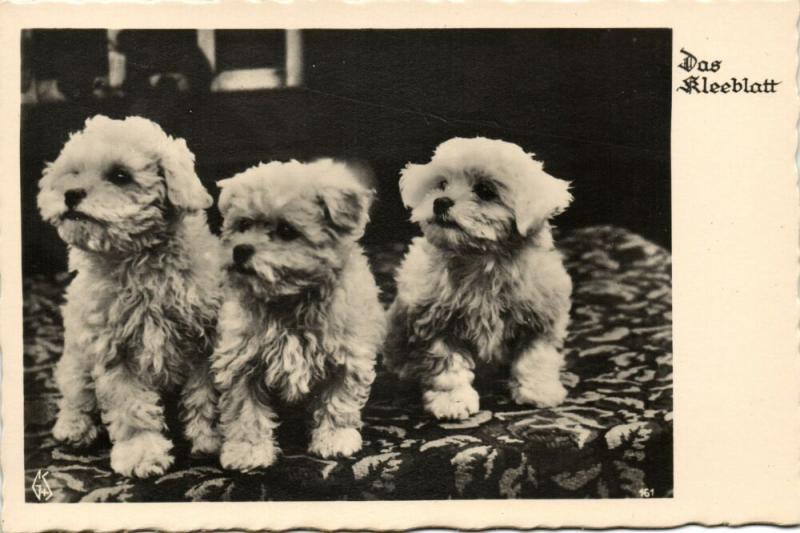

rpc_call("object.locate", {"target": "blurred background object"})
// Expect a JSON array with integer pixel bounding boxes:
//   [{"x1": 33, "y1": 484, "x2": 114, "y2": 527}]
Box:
[
  {"x1": 210, "y1": 30, "x2": 288, "y2": 91},
  {"x1": 24, "y1": 29, "x2": 109, "y2": 102},
  {"x1": 20, "y1": 28, "x2": 672, "y2": 274},
  {"x1": 117, "y1": 30, "x2": 213, "y2": 97}
]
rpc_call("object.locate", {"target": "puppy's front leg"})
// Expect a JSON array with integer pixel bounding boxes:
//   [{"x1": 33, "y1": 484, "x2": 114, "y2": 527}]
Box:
[
  {"x1": 181, "y1": 359, "x2": 221, "y2": 456},
  {"x1": 420, "y1": 340, "x2": 480, "y2": 421},
  {"x1": 509, "y1": 340, "x2": 567, "y2": 408},
  {"x1": 52, "y1": 346, "x2": 100, "y2": 447},
  {"x1": 217, "y1": 374, "x2": 280, "y2": 472},
  {"x1": 94, "y1": 365, "x2": 174, "y2": 478},
  {"x1": 308, "y1": 350, "x2": 376, "y2": 459}
]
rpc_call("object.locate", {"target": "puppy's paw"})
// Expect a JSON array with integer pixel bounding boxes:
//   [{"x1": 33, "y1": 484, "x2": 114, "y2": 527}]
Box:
[
  {"x1": 53, "y1": 410, "x2": 100, "y2": 447},
  {"x1": 190, "y1": 430, "x2": 222, "y2": 456},
  {"x1": 110, "y1": 431, "x2": 174, "y2": 478},
  {"x1": 220, "y1": 439, "x2": 278, "y2": 471},
  {"x1": 308, "y1": 426, "x2": 363, "y2": 458},
  {"x1": 510, "y1": 379, "x2": 567, "y2": 408},
  {"x1": 423, "y1": 386, "x2": 480, "y2": 420}
]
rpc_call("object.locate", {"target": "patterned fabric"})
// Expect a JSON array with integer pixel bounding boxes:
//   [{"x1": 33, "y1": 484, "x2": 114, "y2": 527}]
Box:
[{"x1": 23, "y1": 225, "x2": 672, "y2": 502}]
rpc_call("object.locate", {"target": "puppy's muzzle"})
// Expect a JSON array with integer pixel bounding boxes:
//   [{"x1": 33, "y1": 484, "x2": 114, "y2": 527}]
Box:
[
  {"x1": 232, "y1": 244, "x2": 255, "y2": 266},
  {"x1": 433, "y1": 196, "x2": 457, "y2": 228},
  {"x1": 433, "y1": 197, "x2": 454, "y2": 217},
  {"x1": 64, "y1": 188, "x2": 87, "y2": 210}
]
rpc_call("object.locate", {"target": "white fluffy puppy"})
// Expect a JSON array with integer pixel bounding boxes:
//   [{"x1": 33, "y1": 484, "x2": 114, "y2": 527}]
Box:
[
  {"x1": 212, "y1": 159, "x2": 385, "y2": 471},
  {"x1": 384, "y1": 137, "x2": 573, "y2": 420},
  {"x1": 37, "y1": 115, "x2": 222, "y2": 477}
]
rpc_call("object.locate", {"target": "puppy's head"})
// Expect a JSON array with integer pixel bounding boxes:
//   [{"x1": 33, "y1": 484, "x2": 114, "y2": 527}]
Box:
[
  {"x1": 37, "y1": 115, "x2": 211, "y2": 254},
  {"x1": 399, "y1": 137, "x2": 572, "y2": 252},
  {"x1": 217, "y1": 159, "x2": 373, "y2": 299}
]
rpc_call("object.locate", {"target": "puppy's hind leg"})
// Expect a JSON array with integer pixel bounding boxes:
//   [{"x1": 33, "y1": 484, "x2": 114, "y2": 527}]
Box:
[
  {"x1": 181, "y1": 359, "x2": 221, "y2": 456},
  {"x1": 52, "y1": 348, "x2": 101, "y2": 447},
  {"x1": 509, "y1": 341, "x2": 567, "y2": 408},
  {"x1": 217, "y1": 376, "x2": 280, "y2": 472},
  {"x1": 420, "y1": 340, "x2": 480, "y2": 421},
  {"x1": 95, "y1": 365, "x2": 174, "y2": 478},
  {"x1": 308, "y1": 349, "x2": 376, "y2": 459}
]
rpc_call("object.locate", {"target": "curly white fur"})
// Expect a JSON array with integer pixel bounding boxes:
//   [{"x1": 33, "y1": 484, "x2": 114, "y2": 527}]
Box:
[
  {"x1": 385, "y1": 137, "x2": 573, "y2": 419},
  {"x1": 38, "y1": 115, "x2": 222, "y2": 478},
  {"x1": 212, "y1": 159, "x2": 385, "y2": 471}
]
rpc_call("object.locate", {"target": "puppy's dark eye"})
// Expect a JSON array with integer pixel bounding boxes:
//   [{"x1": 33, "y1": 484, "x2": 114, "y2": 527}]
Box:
[
  {"x1": 275, "y1": 221, "x2": 300, "y2": 241},
  {"x1": 436, "y1": 179, "x2": 448, "y2": 191},
  {"x1": 106, "y1": 165, "x2": 132, "y2": 186},
  {"x1": 473, "y1": 182, "x2": 498, "y2": 201},
  {"x1": 236, "y1": 218, "x2": 254, "y2": 232}
]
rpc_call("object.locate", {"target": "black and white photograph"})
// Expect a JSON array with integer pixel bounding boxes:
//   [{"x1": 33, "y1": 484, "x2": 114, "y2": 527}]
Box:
[{"x1": 19, "y1": 27, "x2": 675, "y2": 502}]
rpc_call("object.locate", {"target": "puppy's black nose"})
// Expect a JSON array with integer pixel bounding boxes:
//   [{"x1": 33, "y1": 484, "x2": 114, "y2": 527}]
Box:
[
  {"x1": 64, "y1": 188, "x2": 87, "y2": 210},
  {"x1": 232, "y1": 244, "x2": 255, "y2": 265},
  {"x1": 433, "y1": 197, "x2": 454, "y2": 217}
]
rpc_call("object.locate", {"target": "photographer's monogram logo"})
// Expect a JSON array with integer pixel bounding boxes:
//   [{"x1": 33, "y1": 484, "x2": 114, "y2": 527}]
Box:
[{"x1": 31, "y1": 469, "x2": 53, "y2": 501}]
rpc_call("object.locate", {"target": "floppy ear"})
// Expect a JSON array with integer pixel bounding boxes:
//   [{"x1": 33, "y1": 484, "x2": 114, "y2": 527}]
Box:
[
  {"x1": 398, "y1": 163, "x2": 437, "y2": 208},
  {"x1": 214, "y1": 177, "x2": 235, "y2": 214},
  {"x1": 39, "y1": 160, "x2": 55, "y2": 185},
  {"x1": 515, "y1": 166, "x2": 572, "y2": 236},
  {"x1": 318, "y1": 184, "x2": 374, "y2": 239},
  {"x1": 158, "y1": 137, "x2": 212, "y2": 211}
]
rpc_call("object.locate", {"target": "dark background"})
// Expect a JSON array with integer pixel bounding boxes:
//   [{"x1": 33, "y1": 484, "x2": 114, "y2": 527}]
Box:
[{"x1": 21, "y1": 29, "x2": 672, "y2": 275}]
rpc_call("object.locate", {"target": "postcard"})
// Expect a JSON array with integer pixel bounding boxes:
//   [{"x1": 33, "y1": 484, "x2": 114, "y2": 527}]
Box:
[{"x1": 1, "y1": 2, "x2": 798, "y2": 531}]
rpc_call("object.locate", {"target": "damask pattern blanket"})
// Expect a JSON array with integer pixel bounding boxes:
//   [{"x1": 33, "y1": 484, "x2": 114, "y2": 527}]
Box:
[{"x1": 23, "y1": 225, "x2": 673, "y2": 501}]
